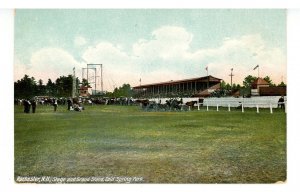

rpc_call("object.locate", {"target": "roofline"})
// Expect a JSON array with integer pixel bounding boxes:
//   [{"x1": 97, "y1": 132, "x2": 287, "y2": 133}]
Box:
[{"x1": 133, "y1": 75, "x2": 222, "y2": 89}]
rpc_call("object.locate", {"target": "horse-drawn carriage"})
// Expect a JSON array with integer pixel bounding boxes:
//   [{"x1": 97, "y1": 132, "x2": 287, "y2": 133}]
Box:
[{"x1": 136, "y1": 98, "x2": 201, "y2": 112}]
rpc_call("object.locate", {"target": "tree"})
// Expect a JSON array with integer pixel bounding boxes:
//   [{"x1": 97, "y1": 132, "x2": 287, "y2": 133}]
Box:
[
  {"x1": 55, "y1": 75, "x2": 73, "y2": 97},
  {"x1": 220, "y1": 80, "x2": 226, "y2": 90},
  {"x1": 37, "y1": 79, "x2": 46, "y2": 96},
  {"x1": 14, "y1": 74, "x2": 37, "y2": 98},
  {"x1": 263, "y1": 76, "x2": 275, "y2": 86},
  {"x1": 243, "y1": 75, "x2": 257, "y2": 88},
  {"x1": 46, "y1": 79, "x2": 56, "y2": 96},
  {"x1": 81, "y1": 78, "x2": 90, "y2": 87},
  {"x1": 113, "y1": 84, "x2": 133, "y2": 97},
  {"x1": 278, "y1": 81, "x2": 286, "y2": 86}
]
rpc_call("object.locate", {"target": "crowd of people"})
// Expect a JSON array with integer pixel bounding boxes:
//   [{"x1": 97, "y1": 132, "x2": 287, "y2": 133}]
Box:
[
  {"x1": 18, "y1": 95, "x2": 286, "y2": 114},
  {"x1": 20, "y1": 97, "x2": 85, "y2": 113}
]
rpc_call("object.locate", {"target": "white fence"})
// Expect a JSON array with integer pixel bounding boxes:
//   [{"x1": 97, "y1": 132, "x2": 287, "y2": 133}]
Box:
[{"x1": 148, "y1": 96, "x2": 287, "y2": 113}]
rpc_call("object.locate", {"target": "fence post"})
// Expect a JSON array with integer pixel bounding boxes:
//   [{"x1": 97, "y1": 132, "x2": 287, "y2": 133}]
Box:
[
  {"x1": 242, "y1": 103, "x2": 244, "y2": 113},
  {"x1": 270, "y1": 103, "x2": 273, "y2": 114},
  {"x1": 189, "y1": 106, "x2": 191, "y2": 111},
  {"x1": 217, "y1": 104, "x2": 219, "y2": 111},
  {"x1": 285, "y1": 101, "x2": 287, "y2": 113},
  {"x1": 256, "y1": 104, "x2": 259, "y2": 113},
  {"x1": 228, "y1": 104, "x2": 231, "y2": 112},
  {"x1": 197, "y1": 102, "x2": 200, "y2": 111},
  {"x1": 207, "y1": 104, "x2": 209, "y2": 111}
]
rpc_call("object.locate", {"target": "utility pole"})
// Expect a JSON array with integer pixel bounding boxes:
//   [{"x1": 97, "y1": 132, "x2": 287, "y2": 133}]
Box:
[
  {"x1": 72, "y1": 67, "x2": 76, "y2": 98},
  {"x1": 229, "y1": 68, "x2": 234, "y2": 89},
  {"x1": 100, "y1": 64, "x2": 103, "y2": 92}
]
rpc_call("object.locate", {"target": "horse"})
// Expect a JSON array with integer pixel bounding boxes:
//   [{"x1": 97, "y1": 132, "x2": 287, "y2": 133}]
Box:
[
  {"x1": 135, "y1": 99, "x2": 150, "y2": 109},
  {"x1": 165, "y1": 98, "x2": 182, "y2": 111},
  {"x1": 185, "y1": 100, "x2": 198, "y2": 110}
]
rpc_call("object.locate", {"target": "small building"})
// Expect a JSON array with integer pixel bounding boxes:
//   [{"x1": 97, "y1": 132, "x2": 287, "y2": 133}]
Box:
[
  {"x1": 79, "y1": 86, "x2": 92, "y2": 97},
  {"x1": 251, "y1": 78, "x2": 287, "y2": 96},
  {"x1": 251, "y1": 78, "x2": 270, "y2": 96}
]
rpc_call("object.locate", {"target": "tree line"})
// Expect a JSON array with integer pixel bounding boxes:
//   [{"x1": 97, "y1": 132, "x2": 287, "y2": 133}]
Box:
[
  {"x1": 14, "y1": 74, "x2": 80, "y2": 99},
  {"x1": 14, "y1": 74, "x2": 133, "y2": 99},
  {"x1": 14, "y1": 74, "x2": 285, "y2": 99}
]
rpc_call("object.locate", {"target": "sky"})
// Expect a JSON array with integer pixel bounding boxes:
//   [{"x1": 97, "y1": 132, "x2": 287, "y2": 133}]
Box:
[{"x1": 14, "y1": 9, "x2": 287, "y2": 91}]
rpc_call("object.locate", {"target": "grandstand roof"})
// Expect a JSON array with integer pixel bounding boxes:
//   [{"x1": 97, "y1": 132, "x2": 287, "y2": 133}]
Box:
[{"x1": 133, "y1": 75, "x2": 222, "y2": 89}]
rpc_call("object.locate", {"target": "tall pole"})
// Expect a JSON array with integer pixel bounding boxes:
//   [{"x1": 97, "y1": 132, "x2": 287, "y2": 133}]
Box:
[
  {"x1": 229, "y1": 68, "x2": 234, "y2": 88},
  {"x1": 72, "y1": 67, "x2": 76, "y2": 98},
  {"x1": 100, "y1": 64, "x2": 103, "y2": 92},
  {"x1": 94, "y1": 68, "x2": 97, "y2": 94},
  {"x1": 87, "y1": 67, "x2": 89, "y2": 85},
  {"x1": 206, "y1": 66, "x2": 209, "y2": 89}
]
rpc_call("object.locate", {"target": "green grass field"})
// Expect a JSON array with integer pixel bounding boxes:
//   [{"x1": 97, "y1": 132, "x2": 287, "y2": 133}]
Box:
[{"x1": 14, "y1": 104, "x2": 286, "y2": 183}]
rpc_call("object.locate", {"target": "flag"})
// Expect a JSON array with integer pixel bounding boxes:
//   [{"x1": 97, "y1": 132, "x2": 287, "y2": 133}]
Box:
[
  {"x1": 205, "y1": 66, "x2": 208, "y2": 71},
  {"x1": 231, "y1": 68, "x2": 233, "y2": 71},
  {"x1": 253, "y1": 65, "x2": 259, "y2": 70}
]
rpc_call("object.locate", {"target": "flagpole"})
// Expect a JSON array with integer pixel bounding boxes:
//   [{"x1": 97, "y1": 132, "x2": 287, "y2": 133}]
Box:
[
  {"x1": 206, "y1": 66, "x2": 209, "y2": 89},
  {"x1": 253, "y1": 65, "x2": 259, "y2": 78}
]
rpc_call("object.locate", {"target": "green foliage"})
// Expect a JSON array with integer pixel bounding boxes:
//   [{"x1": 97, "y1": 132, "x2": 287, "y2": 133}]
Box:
[
  {"x1": 243, "y1": 75, "x2": 257, "y2": 88},
  {"x1": 263, "y1": 76, "x2": 275, "y2": 86},
  {"x1": 278, "y1": 81, "x2": 286, "y2": 86},
  {"x1": 14, "y1": 74, "x2": 80, "y2": 98},
  {"x1": 113, "y1": 83, "x2": 133, "y2": 97},
  {"x1": 81, "y1": 78, "x2": 90, "y2": 87},
  {"x1": 55, "y1": 75, "x2": 73, "y2": 97},
  {"x1": 14, "y1": 75, "x2": 37, "y2": 99}
]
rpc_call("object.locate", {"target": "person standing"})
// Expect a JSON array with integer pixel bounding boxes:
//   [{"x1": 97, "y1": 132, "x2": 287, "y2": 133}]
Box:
[
  {"x1": 53, "y1": 98, "x2": 58, "y2": 112},
  {"x1": 278, "y1": 96, "x2": 285, "y2": 109},
  {"x1": 23, "y1": 99, "x2": 31, "y2": 113},
  {"x1": 67, "y1": 97, "x2": 72, "y2": 110},
  {"x1": 31, "y1": 98, "x2": 37, "y2": 113}
]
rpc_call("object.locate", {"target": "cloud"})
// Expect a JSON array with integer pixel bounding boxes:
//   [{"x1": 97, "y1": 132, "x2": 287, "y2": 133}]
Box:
[
  {"x1": 187, "y1": 34, "x2": 286, "y2": 84},
  {"x1": 28, "y1": 48, "x2": 82, "y2": 82},
  {"x1": 74, "y1": 36, "x2": 87, "y2": 47},
  {"x1": 133, "y1": 26, "x2": 193, "y2": 61},
  {"x1": 14, "y1": 57, "x2": 28, "y2": 81},
  {"x1": 15, "y1": 26, "x2": 286, "y2": 91},
  {"x1": 82, "y1": 42, "x2": 133, "y2": 68}
]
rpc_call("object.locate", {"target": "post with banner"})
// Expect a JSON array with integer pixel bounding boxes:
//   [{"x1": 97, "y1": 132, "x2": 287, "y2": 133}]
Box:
[{"x1": 253, "y1": 65, "x2": 259, "y2": 77}]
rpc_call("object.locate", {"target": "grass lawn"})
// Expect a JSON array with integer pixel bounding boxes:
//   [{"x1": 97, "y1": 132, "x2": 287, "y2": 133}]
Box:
[{"x1": 14, "y1": 104, "x2": 286, "y2": 183}]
